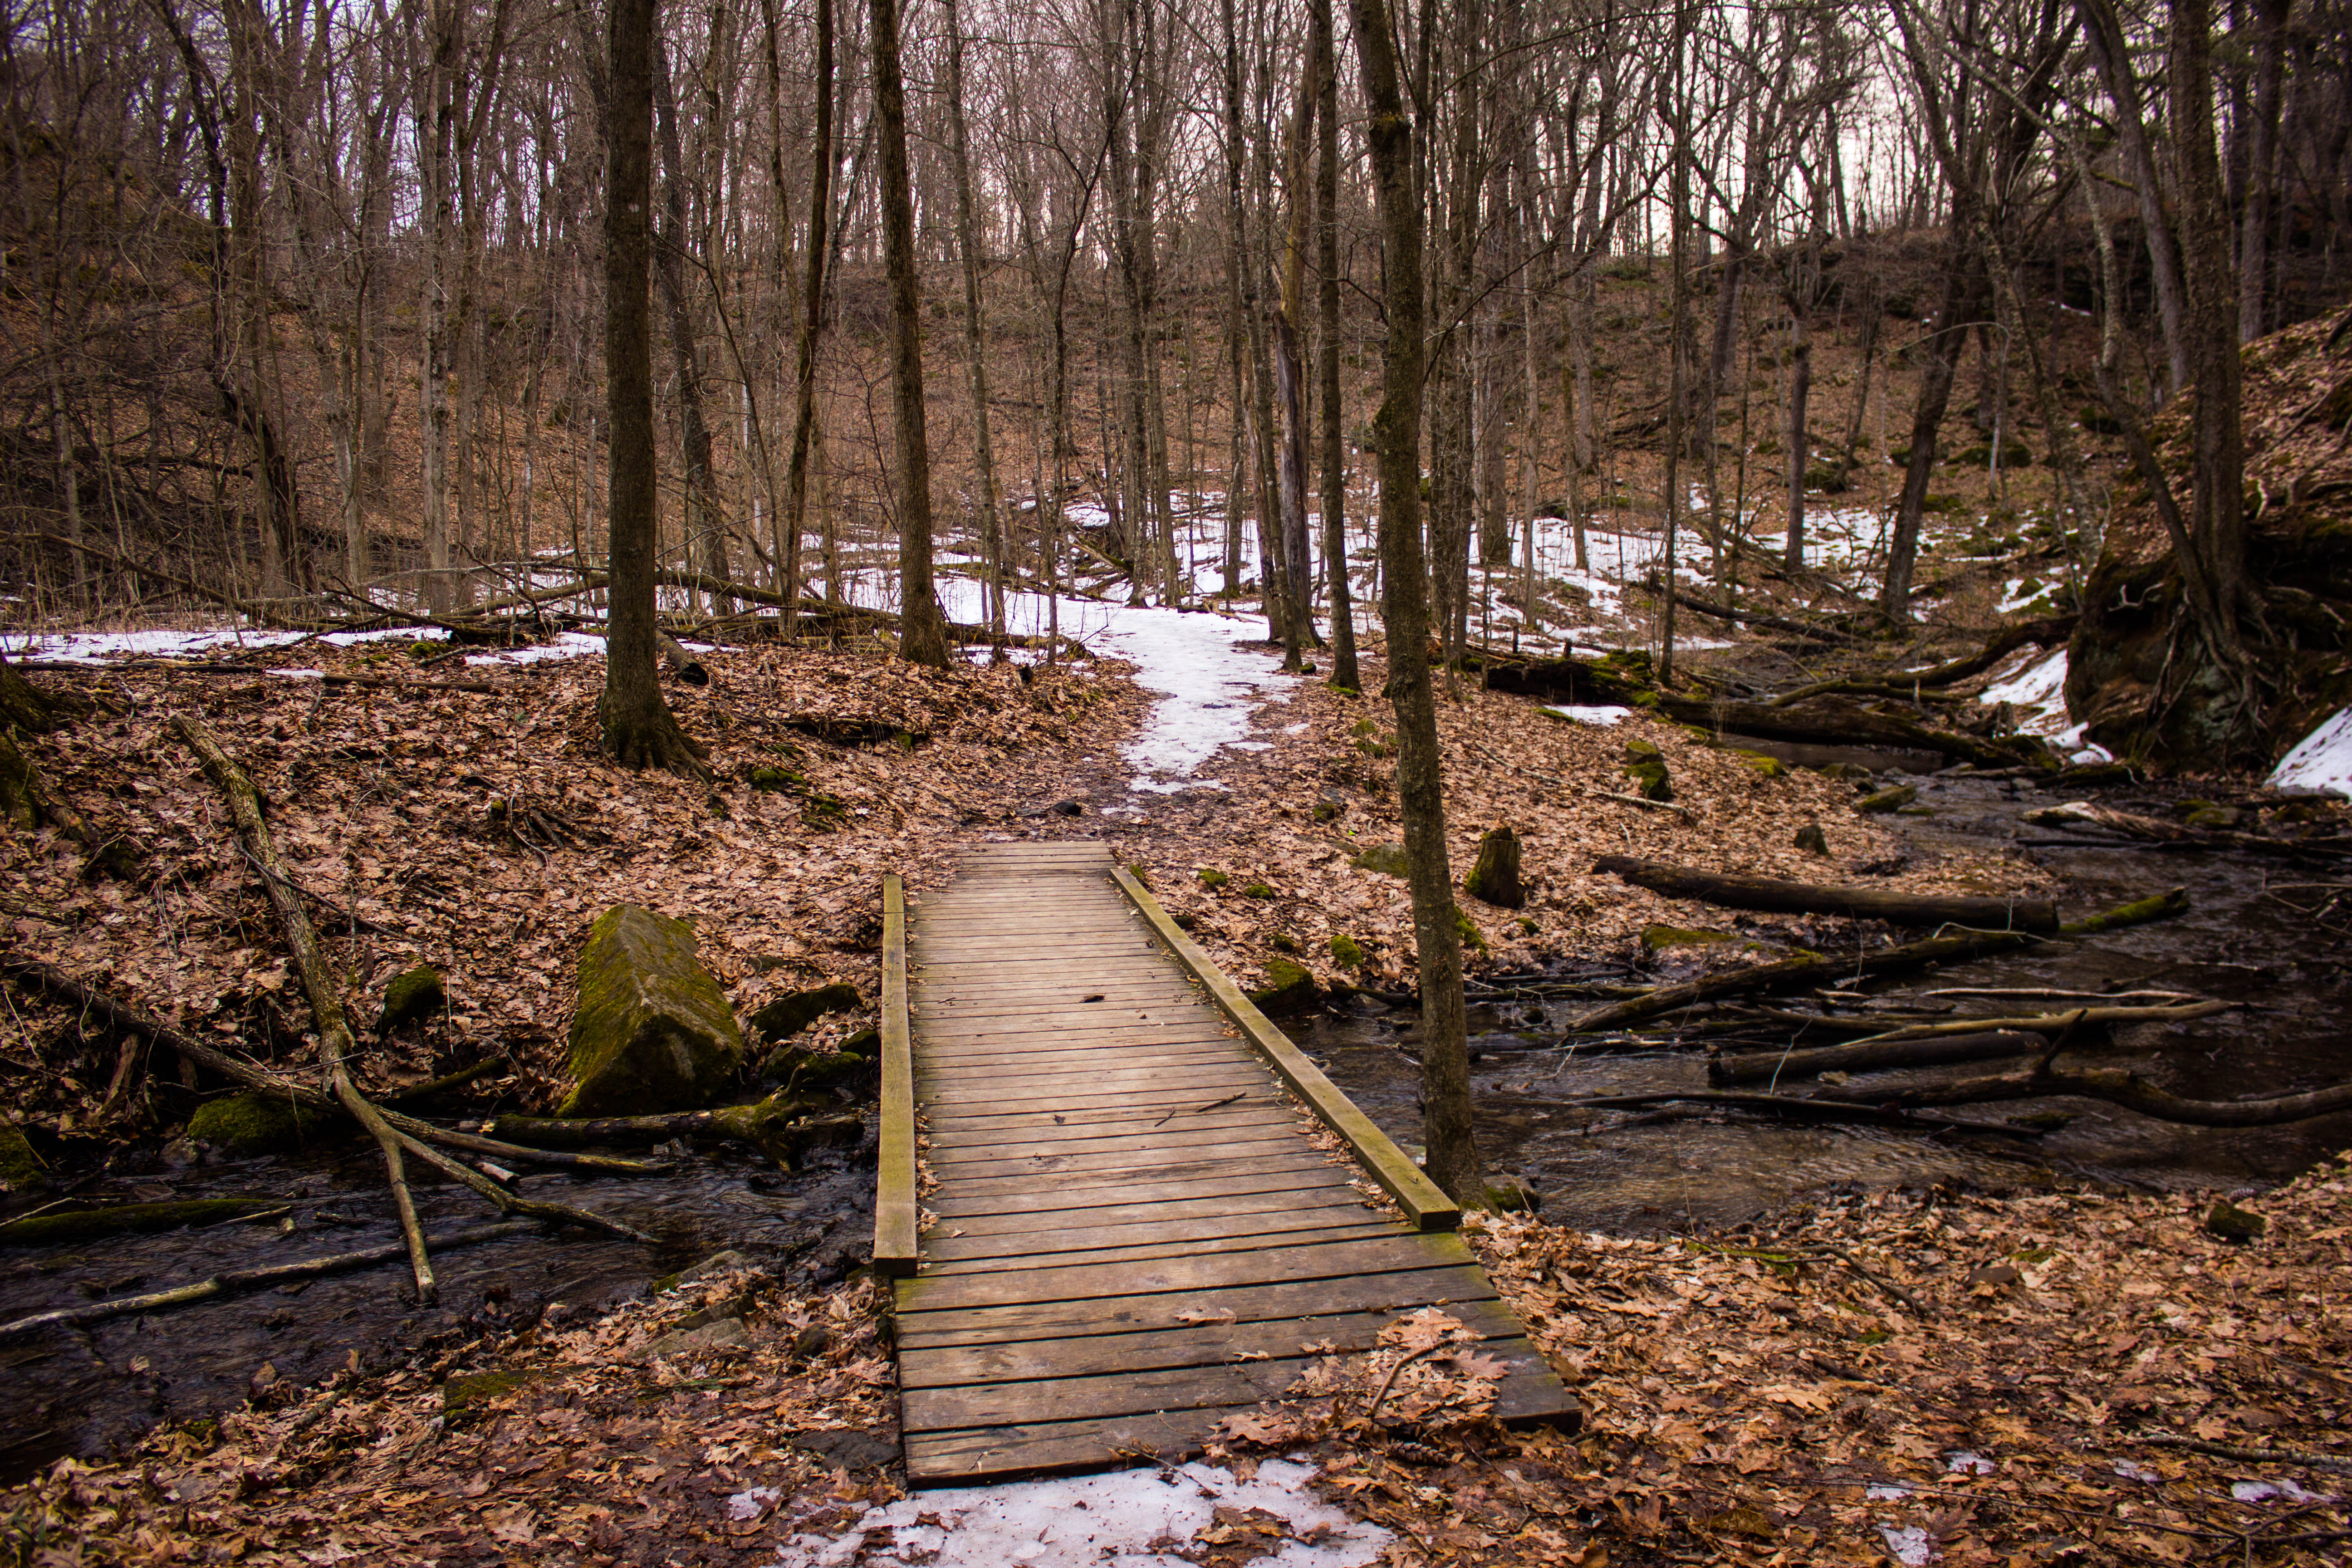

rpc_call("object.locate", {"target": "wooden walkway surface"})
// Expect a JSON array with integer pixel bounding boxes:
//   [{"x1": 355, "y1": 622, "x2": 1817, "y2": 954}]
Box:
[{"x1": 879, "y1": 841, "x2": 1577, "y2": 1484}]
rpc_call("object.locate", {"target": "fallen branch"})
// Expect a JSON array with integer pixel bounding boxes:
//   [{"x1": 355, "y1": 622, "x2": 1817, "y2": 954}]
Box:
[
  {"x1": 1561, "y1": 1090, "x2": 2035, "y2": 1137},
  {"x1": 1654, "y1": 693, "x2": 2048, "y2": 769},
  {"x1": 0, "y1": 956, "x2": 656, "y2": 1174},
  {"x1": 1593, "y1": 855, "x2": 2060, "y2": 933},
  {"x1": 2135, "y1": 1434, "x2": 2352, "y2": 1475},
  {"x1": 2025, "y1": 802, "x2": 2352, "y2": 862},
  {"x1": 0, "y1": 1221, "x2": 534, "y2": 1341},
  {"x1": 1709, "y1": 1030, "x2": 2050, "y2": 1086},
  {"x1": 484, "y1": 1096, "x2": 859, "y2": 1169},
  {"x1": 1559, "y1": 889, "x2": 2189, "y2": 1037},
  {"x1": 1813, "y1": 1062, "x2": 2352, "y2": 1126},
  {"x1": 178, "y1": 717, "x2": 441, "y2": 1300}
]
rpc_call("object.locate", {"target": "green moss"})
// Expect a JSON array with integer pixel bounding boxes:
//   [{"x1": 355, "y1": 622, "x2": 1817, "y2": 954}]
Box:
[
  {"x1": 1350, "y1": 842, "x2": 1410, "y2": 877},
  {"x1": 2203, "y1": 1200, "x2": 2265, "y2": 1243},
  {"x1": 1454, "y1": 906, "x2": 1489, "y2": 953},
  {"x1": 377, "y1": 965, "x2": 446, "y2": 1034},
  {"x1": 188, "y1": 1092, "x2": 330, "y2": 1157},
  {"x1": 561, "y1": 905, "x2": 745, "y2": 1117},
  {"x1": 1243, "y1": 882, "x2": 1276, "y2": 899},
  {"x1": 1126, "y1": 864, "x2": 1152, "y2": 890},
  {"x1": 1734, "y1": 750, "x2": 1787, "y2": 780},
  {"x1": 746, "y1": 765, "x2": 804, "y2": 793},
  {"x1": 1328, "y1": 933, "x2": 1364, "y2": 967},
  {"x1": 1855, "y1": 784, "x2": 1917, "y2": 813},
  {"x1": 2184, "y1": 805, "x2": 2242, "y2": 830},
  {"x1": 0, "y1": 1122, "x2": 44, "y2": 1193},
  {"x1": 1641, "y1": 924, "x2": 1735, "y2": 952},
  {"x1": 1349, "y1": 718, "x2": 1379, "y2": 739},
  {"x1": 799, "y1": 793, "x2": 849, "y2": 831},
  {"x1": 1249, "y1": 957, "x2": 1319, "y2": 1014},
  {"x1": 1514, "y1": 917, "x2": 1538, "y2": 936},
  {"x1": 1625, "y1": 758, "x2": 1674, "y2": 802},
  {"x1": 1310, "y1": 800, "x2": 1341, "y2": 823},
  {"x1": 0, "y1": 1199, "x2": 285, "y2": 1246},
  {"x1": 1793, "y1": 823, "x2": 1829, "y2": 854},
  {"x1": 1197, "y1": 868, "x2": 1230, "y2": 889}
]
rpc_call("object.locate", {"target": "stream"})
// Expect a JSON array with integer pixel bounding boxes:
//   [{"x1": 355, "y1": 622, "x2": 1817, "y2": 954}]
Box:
[
  {"x1": 4, "y1": 756, "x2": 2345, "y2": 1483},
  {"x1": 1304, "y1": 762, "x2": 2352, "y2": 1233}
]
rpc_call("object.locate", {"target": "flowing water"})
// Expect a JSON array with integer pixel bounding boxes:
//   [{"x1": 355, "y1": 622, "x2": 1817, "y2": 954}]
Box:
[
  {"x1": 1303, "y1": 764, "x2": 2352, "y2": 1233},
  {"x1": 0, "y1": 1136, "x2": 876, "y2": 1482}
]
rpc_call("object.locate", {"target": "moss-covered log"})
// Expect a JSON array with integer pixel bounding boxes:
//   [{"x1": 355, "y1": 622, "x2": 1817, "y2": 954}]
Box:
[
  {"x1": 488, "y1": 1093, "x2": 848, "y2": 1168},
  {"x1": 1593, "y1": 855, "x2": 2060, "y2": 932}
]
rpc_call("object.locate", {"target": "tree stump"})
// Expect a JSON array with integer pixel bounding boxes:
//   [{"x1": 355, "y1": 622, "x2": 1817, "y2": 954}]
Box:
[{"x1": 1465, "y1": 825, "x2": 1525, "y2": 908}]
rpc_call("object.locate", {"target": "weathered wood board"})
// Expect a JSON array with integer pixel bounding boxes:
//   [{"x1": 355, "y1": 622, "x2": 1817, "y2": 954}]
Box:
[{"x1": 888, "y1": 841, "x2": 1578, "y2": 1485}]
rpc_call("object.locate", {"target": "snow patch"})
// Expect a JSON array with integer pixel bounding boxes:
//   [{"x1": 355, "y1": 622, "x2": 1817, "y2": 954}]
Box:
[
  {"x1": 771, "y1": 1459, "x2": 1389, "y2": 1568},
  {"x1": 1979, "y1": 648, "x2": 2110, "y2": 763},
  {"x1": 1542, "y1": 705, "x2": 1630, "y2": 727},
  {"x1": 1878, "y1": 1524, "x2": 1937, "y2": 1565},
  {"x1": 2269, "y1": 707, "x2": 2352, "y2": 798}
]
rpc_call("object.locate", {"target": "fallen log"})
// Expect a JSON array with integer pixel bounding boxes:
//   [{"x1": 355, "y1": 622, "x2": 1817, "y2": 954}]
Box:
[
  {"x1": 1592, "y1": 855, "x2": 2061, "y2": 933},
  {"x1": 0, "y1": 1198, "x2": 289, "y2": 1246},
  {"x1": 1709, "y1": 1030, "x2": 2050, "y2": 1086},
  {"x1": 0, "y1": 1221, "x2": 534, "y2": 1341},
  {"x1": 1888, "y1": 614, "x2": 2078, "y2": 689},
  {"x1": 0, "y1": 957, "x2": 654, "y2": 1175},
  {"x1": 1839, "y1": 999, "x2": 2232, "y2": 1044},
  {"x1": 1656, "y1": 693, "x2": 2050, "y2": 770},
  {"x1": 1559, "y1": 888, "x2": 2190, "y2": 1036},
  {"x1": 484, "y1": 1097, "x2": 863, "y2": 1169},
  {"x1": 2024, "y1": 801, "x2": 2352, "y2": 861},
  {"x1": 1814, "y1": 1062, "x2": 2352, "y2": 1126},
  {"x1": 1651, "y1": 581, "x2": 1857, "y2": 646},
  {"x1": 1560, "y1": 1090, "x2": 2034, "y2": 1137}
]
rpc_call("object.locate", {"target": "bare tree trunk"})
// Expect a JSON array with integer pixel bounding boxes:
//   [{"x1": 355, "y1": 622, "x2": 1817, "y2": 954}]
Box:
[
  {"x1": 1316, "y1": 0, "x2": 1357, "y2": 690},
  {"x1": 869, "y1": 0, "x2": 950, "y2": 667},
  {"x1": 943, "y1": 0, "x2": 1004, "y2": 636},
  {"x1": 2078, "y1": 0, "x2": 2194, "y2": 400},
  {"x1": 781, "y1": 0, "x2": 834, "y2": 632},
  {"x1": 601, "y1": 0, "x2": 703, "y2": 774},
  {"x1": 1348, "y1": 0, "x2": 1480, "y2": 1207},
  {"x1": 653, "y1": 40, "x2": 728, "y2": 610},
  {"x1": 1782, "y1": 255, "x2": 1812, "y2": 573}
]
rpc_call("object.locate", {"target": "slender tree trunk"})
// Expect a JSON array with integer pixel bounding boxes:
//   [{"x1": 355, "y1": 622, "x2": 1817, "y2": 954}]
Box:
[
  {"x1": 601, "y1": 0, "x2": 702, "y2": 773},
  {"x1": 2078, "y1": 0, "x2": 2194, "y2": 400},
  {"x1": 1782, "y1": 263, "x2": 1811, "y2": 573},
  {"x1": 780, "y1": 0, "x2": 834, "y2": 632},
  {"x1": 1316, "y1": 0, "x2": 1357, "y2": 689},
  {"x1": 652, "y1": 40, "x2": 728, "y2": 609},
  {"x1": 1348, "y1": 0, "x2": 1480, "y2": 1207},
  {"x1": 1882, "y1": 242, "x2": 1978, "y2": 617},
  {"x1": 869, "y1": 0, "x2": 950, "y2": 667},
  {"x1": 943, "y1": 0, "x2": 1004, "y2": 636}
]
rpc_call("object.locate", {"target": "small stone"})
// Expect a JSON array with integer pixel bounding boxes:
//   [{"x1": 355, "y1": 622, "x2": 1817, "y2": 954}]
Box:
[
  {"x1": 2203, "y1": 1200, "x2": 2265, "y2": 1243},
  {"x1": 1349, "y1": 841, "x2": 1410, "y2": 877},
  {"x1": 1793, "y1": 823, "x2": 1829, "y2": 854},
  {"x1": 377, "y1": 965, "x2": 446, "y2": 1034},
  {"x1": 0, "y1": 1121, "x2": 44, "y2": 1193},
  {"x1": 187, "y1": 1092, "x2": 329, "y2": 1158},
  {"x1": 1857, "y1": 784, "x2": 1919, "y2": 813},
  {"x1": 676, "y1": 1249, "x2": 756, "y2": 1284},
  {"x1": 1734, "y1": 750, "x2": 1788, "y2": 780},
  {"x1": 1249, "y1": 957, "x2": 1318, "y2": 1014},
  {"x1": 791, "y1": 1323, "x2": 833, "y2": 1360},
  {"x1": 643, "y1": 1316, "x2": 750, "y2": 1362},
  {"x1": 1482, "y1": 1178, "x2": 1541, "y2": 1214}
]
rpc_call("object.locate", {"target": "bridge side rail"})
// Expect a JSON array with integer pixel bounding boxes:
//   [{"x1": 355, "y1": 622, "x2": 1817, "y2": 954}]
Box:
[{"x1": 1109, "y1": 864, "x2": 1460, "y2": 1231}]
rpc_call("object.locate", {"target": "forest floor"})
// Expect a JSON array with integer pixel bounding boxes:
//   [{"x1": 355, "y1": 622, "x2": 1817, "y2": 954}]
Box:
[{"x1": 3, "y1": 566, "x2": 2350, "y2": 1564}]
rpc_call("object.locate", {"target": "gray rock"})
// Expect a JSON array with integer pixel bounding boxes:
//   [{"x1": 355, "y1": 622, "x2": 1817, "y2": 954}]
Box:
[
  {"x1": 643, "y1": 1316, "x2": 750, "y2": 1362},
  {"x1": 677, "y1": 1249, "x2": 757, "y2": 1284},
  {"x1": 749, "y1": 982, "x2": 862, "y2": 1042},
  {"x1": 561, "y1": 905, "x2": 745, "y2": 1117},
  {"x1": 377, "y1": 965, "x2": 446, "y2": 1034},
  {"x1": 1350, "y1": 841, "x2": 1410, "y2": 877}
]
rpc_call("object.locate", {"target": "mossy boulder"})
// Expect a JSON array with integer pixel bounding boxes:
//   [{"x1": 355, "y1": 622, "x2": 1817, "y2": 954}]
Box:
[
  {"x1": 377, "y1": 965, "x2": 446, "y2": 1034},
  {"x1": 1243, "y1": 882, "x2": 1277, "y2": 899},
  {"x1": 1622, "y1": 739, "x2": 1674, "y2": 802},
  {"x1": 748, "y1": 982, "x2": 861, "y2": 1042},
  {"x1": 1735, "y1": 750, "x2": 1788, "y2": 780},
  {"x1": 1454, "y1": 906, "x2": 1490, "y2": 954},
  {"x1": 188, "y1": 1092, "x2": 331, "y2": 1157},
  {"x1": 1249, "y1": 957, "x2": 1318, "y2": 1014},
  {"x1": 1856, "y1": 783, "x2": 1918, "y2": 813},
  {"x1": 561, "y1": 905, "x2": 745, "y2": 1117},
  {"x1": 1349, "y1": 842, "x2": 1410, "y2": 877},
  {"x1": 0, "y1": 1122, "x2": 44, "y2": 1193},
  {"x1": 2183, "y1": 804, "x2": 2242, "y2": 831},
  {"x1": 441, "y1": 1369, "x2": 540, "y2": 1420},
  {"x1": 1793, "y1": 823, "x2": 1829, "y2": 855},
  {"x1": 1197, "y1": 867, "x2": 1230, "y2": 889},
  {"x1": 2203, "y1": 1200, "x2": 2265, "y2": 1243},
  {"x1": 1329, "y1": 933, "x2": 1364, "y2": 967}
]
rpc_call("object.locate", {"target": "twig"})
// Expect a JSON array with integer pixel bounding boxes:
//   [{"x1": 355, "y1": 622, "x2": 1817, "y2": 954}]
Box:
[
  {"x1": 2137, "y1": 1433, "x2": 2352, "y2": 1475},
  {"x1": 0, "y1": 1221, "x2": 534, "y2": 1339},
  {"x1": 1154, "y1": 1092, "x2": 1247, "y2": 1127},
  {"x1": 1362, "y1": 1342, "x2": 1446, "y2": 1429}
]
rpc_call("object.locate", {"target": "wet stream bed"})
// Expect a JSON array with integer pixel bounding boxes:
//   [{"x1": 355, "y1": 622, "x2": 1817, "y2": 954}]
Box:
[
  {"x1": 1303, "y1": 764, "x2": 2352, "y2": 1233},
  {"x1": 0, "y1": 1129, "x2": 877, "y2": 1482}
]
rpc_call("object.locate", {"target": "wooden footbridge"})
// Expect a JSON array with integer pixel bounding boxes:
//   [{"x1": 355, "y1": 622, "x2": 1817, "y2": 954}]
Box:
[{"x1": 872, "y1": 841, "x2": 1578, "y2": 1484}]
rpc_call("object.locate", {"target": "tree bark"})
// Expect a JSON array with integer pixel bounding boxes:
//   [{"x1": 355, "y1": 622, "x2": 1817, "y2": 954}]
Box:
[
  {"x1": 1315, "y1": 0, "x2": 1357, "y2": 690},
  {"x1": 600, "y1": 0, "x2": 705, "y2": 773},
  {"x1": 1710, "y1": 1031, "x2": 2052, "y2": 1086},
  {"x1": 780, "y1": 0, "x2": 833, "y2": 630},
  {"x1": 1349, "y1": 0, "x2": 1481, "y2": 1205},
  {"x1": 942, "y1": 0, "x2": 1004, "y2": 636},
  {"x1": 869, "y1": 0, "x2": 951, "y2": 668}
]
